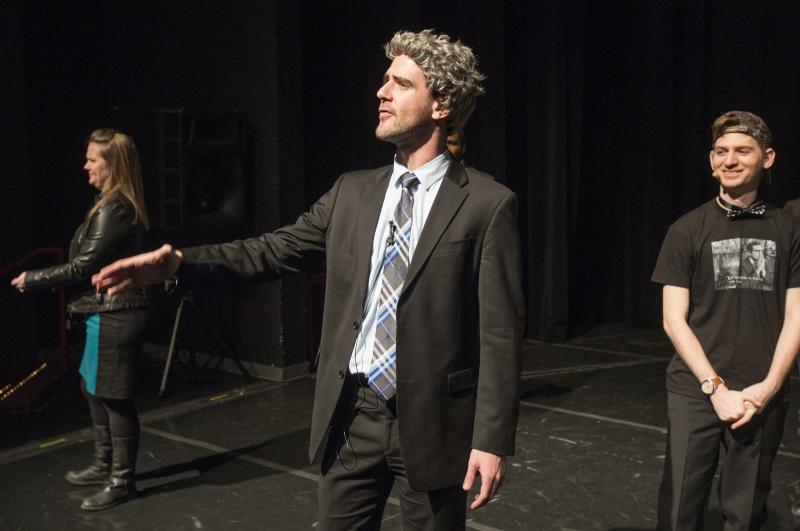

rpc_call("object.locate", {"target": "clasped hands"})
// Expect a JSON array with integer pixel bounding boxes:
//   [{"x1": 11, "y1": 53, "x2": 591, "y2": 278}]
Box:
[{"x1": 710, "y1": 381, "x2": 777, "y2": 429}]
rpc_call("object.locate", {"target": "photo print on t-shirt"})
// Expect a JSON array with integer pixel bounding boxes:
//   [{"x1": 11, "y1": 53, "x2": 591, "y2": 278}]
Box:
[{"x1": 711, "y1": 238, "x2": 775, "y2": 291}]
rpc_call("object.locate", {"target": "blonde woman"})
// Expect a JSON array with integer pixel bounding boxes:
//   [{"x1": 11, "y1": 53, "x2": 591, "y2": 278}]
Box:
[{"x1": 11, "y1": 129, "x2": 150, "y2": 511}]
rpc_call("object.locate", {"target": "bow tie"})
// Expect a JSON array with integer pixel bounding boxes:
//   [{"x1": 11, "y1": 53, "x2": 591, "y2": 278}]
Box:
[{"x1": 717, "y1": 197, "x2": 766, "y2": 220}]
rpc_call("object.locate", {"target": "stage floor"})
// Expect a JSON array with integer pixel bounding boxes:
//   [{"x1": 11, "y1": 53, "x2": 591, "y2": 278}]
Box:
[{"x1": 1, "y1": 324, "x2": 798, "y2": 530}]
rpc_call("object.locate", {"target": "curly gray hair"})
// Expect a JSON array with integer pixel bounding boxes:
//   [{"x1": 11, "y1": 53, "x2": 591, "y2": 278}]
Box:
[{"x1": 384, "y1": 29, "x2": 485, "y2": 132}]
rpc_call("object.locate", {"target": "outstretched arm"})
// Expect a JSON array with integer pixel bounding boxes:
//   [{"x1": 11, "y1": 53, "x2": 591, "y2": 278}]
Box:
[
  {"x1": 20, "y1": 200, "x2": 135, "y2": 292},
  {"x1": 94, "y1": 175, "x2": 343, "y2": 294}
]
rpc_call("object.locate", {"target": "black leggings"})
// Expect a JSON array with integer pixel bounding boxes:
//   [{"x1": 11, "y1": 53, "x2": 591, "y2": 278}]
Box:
[{"x1": 81, "y1": 379, "x2": 140, "y2": 439}]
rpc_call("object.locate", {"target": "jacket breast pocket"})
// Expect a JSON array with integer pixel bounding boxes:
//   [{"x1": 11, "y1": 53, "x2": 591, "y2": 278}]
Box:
[
  {"x1": 448, "y1": 367, "x2": 477, "y2": 395},
  {"x1": 431, "y1": 238, "x2": 473, "y2": 257}
]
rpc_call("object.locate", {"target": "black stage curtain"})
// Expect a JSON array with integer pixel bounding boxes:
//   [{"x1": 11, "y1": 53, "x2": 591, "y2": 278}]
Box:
[
  {"x1": 301, "y1": 0, "x2": 800, "y2": 340},
  {"x1": 504, "y1": 1, "x2": 800, "y2": 339},
  {"x1": 8, "y1": 1, "x2": 800, "y2": 344}
]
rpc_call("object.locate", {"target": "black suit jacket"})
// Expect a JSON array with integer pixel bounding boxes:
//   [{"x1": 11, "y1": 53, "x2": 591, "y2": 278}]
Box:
[{"x1": 179, "y1": 162, "x2": 524, "y2": 491}]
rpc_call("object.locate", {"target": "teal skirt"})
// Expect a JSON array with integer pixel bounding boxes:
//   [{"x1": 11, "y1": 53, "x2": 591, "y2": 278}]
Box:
[{"x1": 78, "y1": 308, "x2": 148, "y2": 399}]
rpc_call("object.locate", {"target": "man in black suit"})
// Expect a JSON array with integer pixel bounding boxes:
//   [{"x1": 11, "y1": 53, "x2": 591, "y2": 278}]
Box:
[{"x1": 94, "y1": 29, "x2": 523, "y2": 530}]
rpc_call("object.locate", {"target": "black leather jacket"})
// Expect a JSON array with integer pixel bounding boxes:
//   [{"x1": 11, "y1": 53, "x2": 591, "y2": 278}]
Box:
[{"x1": 25, "y1": 194, "x2": 150, "y2": 314}]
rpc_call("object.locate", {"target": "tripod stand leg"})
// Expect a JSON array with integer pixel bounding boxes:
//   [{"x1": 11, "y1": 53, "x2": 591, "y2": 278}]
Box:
[
  {"x1": 159, "y1": 297, "x2": 186, "y2": 398},
  {"x1": 187, "y1": 301, "x2": 252, "y2": 381}
]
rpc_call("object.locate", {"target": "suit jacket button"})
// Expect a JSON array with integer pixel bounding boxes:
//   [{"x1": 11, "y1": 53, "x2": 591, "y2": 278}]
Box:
[
  {"x1": 338, "y1": 370, "x2": 345, "y2": 379},
  {"x1": 352, "y1": 321, "x2": 360, "y2": 331}
]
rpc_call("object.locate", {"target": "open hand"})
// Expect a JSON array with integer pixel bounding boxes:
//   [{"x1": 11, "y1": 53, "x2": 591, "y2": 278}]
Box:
[
  {"x1": 462, "y1": 449, "x2": 505, "y2": 510},
  {"x1": 92, "y1": 244, "x2": 181, "y2": 295}
]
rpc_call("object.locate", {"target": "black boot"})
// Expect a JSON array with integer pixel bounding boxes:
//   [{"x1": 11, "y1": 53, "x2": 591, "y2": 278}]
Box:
[
  {"x1": 65, "y1": 425, "x2": 111, "y2": 486},
  {"x1": 80, "y1": 435, "x2": 138, "y2": 511}
]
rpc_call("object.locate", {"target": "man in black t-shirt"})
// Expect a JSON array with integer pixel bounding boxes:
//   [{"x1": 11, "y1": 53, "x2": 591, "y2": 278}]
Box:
[{"x1": 652, "y1": 110, "x2": 800, "y2": 529}]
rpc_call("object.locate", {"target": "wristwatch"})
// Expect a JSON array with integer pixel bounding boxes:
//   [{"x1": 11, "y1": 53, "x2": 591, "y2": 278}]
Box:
[{"x1": 701, "y1": 376, "x2": 724, "y2": 396}]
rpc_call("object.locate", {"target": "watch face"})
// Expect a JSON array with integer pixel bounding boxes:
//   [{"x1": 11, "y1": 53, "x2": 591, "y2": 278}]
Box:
[{"x1": 701, "y1": 380, "x2": 714, "y2": 395}]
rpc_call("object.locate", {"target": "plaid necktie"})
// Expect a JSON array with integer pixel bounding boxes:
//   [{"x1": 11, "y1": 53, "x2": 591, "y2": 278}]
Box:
[{"x1": 368, "y1": 172, "x2": 419, "y2": 400}]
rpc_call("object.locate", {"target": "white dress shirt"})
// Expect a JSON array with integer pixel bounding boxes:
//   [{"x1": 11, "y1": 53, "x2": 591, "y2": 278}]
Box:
[{"x1": 348, "y1": 151, "x2": 451, "y2": 374}]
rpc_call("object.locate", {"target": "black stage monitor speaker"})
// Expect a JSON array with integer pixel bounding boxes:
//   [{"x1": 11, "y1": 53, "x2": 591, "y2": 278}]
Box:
[{"x1": 153, "y1": 110, "x2": 249, "y2": 242}]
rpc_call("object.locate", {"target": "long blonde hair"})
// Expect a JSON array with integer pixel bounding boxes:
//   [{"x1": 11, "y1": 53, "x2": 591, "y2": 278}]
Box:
[{"x1": 85, "y1": 129, "x2": 150, "y2": 230}]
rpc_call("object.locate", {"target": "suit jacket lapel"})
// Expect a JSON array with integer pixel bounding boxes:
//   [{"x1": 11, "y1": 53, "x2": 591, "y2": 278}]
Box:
[
  {"x1": 356, "y1": 166, "x2": 392, "y2": 304},
  {"x1": 403, "y1": 163, "x2": 469, "y2": 292}
]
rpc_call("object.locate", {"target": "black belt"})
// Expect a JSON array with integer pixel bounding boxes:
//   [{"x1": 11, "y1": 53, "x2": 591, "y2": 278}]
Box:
[{"x1": 347, "y1": 372, "x2": 369, "y2": 387}]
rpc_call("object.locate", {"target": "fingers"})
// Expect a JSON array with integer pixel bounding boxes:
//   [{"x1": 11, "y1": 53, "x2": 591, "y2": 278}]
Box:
[
  {"x1": 464, "y1": 453, "x2": 505, "y2": 510},
  {"x1": 717, "y1": 405, "x2": 744, "y2": 423},
  {"x1": 93, "y1": 269, "x2": 128, "y2": 292},
  {"x1": 470, "y1": 464, "x2": 505, "y2": 509},
  {"x1": 489, "y1": 468, "x2": 504, "y2": 499},
  {"x1": 93, "y1": 244, "x2": 175, "y2": 293},
  {"x1": 11, "y1": 273, "x2": 26, "y2": 292},
  {"x1": 106, "y1": 277, "x2": 136, "y2": 296},
  {"x1": 93, "y1": 260, "x2": 131, "y2": 289},
  {"x1": 731, "y1": 405, "x2": 756, "y2": 430},
  {"x1": 741, "y1": 391, "x2": 763, "y2": 409},
  {"x1": 743, "y1": 398, "x2": 762, "y2": 415},
  {"x1": 148, "y1": 244, "x2": 174, "y2": 266},
  {"x1": 470, "y1": 471, "x2": 493, "y2": 510},
  {"x1": 461, "y1": 461, "x2": 477, "y2": 492},
  {"x1": 95, "y1": 244, "x2": 172, "y2": 281}
]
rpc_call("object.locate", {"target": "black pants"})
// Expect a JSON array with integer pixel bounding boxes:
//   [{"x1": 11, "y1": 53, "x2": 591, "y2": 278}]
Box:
[
  {"x1": 318, "y1": 374, "x2": 466, "y2": 531},
  {"x1": 657, "y1": 391, "x2": 788, "y2": 530}
]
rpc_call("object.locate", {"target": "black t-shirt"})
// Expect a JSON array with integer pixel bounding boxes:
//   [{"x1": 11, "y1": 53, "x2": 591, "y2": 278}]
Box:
[
  {"x1": 784, "y1": 197, "x2": 800, "y2": 218},
  {"x1": 652, "y1": 198, "x2": 800, "y2": 398}
]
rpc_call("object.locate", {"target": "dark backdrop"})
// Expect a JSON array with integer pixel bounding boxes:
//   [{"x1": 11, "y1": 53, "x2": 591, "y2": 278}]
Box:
[
  {"x1": 298, "y1": 0, "x2": 800, "y2": 340},
  {"x1": 4, "y1": 0, "x2": 800, "y2": 367}
]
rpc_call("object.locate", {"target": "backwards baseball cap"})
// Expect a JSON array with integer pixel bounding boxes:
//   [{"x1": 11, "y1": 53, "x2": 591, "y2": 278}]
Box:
[{"x1": 711, "y1": 110, "x2": 772, "y2": 150}]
